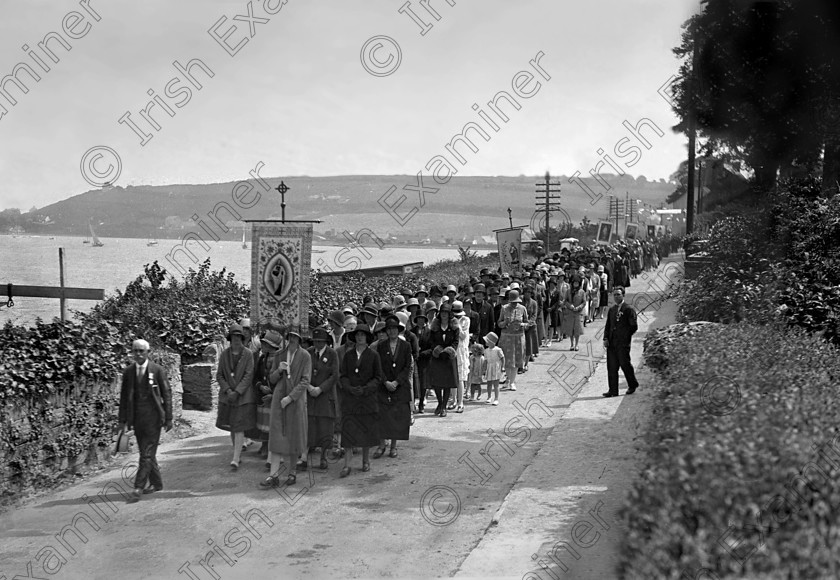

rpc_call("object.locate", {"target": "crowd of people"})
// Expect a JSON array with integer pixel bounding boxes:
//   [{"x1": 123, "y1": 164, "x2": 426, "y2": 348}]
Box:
[{"x1": 119, "y1": 236, "x2": 680, "y2": 498}]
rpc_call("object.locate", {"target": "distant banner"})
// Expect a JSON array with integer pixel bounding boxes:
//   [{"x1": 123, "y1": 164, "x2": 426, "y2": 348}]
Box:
[
  {"x1": 625, "y1": 222, "x2": 640, "y2": 240},
  {"x1": 596, "y1": 221, "x2": 613, "y2": 245},
  {"x1": 496, "y1": 228, "x2": 522, "y2": 274},
  {"x1": 647, "y1": 225, "x2": 656, "y2": 239},
  {"x1": 251, "y1": 222, "x2": 314, "y2": 334}
]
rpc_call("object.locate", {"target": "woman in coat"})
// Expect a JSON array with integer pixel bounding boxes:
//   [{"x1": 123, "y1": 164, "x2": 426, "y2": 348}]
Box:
[
  {"x1": 244, "y1": 330, "x2": 284, "y2": 461},
  {"x1": 260, "y1": 327, "x2": 312, "y2": 488},
  {"x1": 373, "y1": 315, "x2": 413, "y2": 458},
  {"x1": 339, "y1": 323, "x2": 383, "y2": 477},
  {"x1": 414, "y1": 311, "x2": 433, "y2": 414},
  {"x1": 303, "y1": 327, "x2": 338, "y2": 471},
  {"x1": 216, "y1": 324, "x2": 255, "y2": 470},
  {"x1": 427, "y1": 302, "x2": 460, "y2": 417},
  {"x1": 497, "y1": 290, "x2": 527, "y2": 391},
  {"x1": 562, "y1": 277, "x2": 586, "y2": 351}
]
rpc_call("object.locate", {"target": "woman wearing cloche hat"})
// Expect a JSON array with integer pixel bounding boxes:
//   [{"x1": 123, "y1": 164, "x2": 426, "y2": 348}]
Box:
[
  {"x1": 216, "y1": 324, "x2": 256, "y2": 471},
  {"x1": 302, "y1": 327, "x2": 339, "y2": 471},
  {"x1": 497, "y1": 290, "x2": 527, "y2": 391}
]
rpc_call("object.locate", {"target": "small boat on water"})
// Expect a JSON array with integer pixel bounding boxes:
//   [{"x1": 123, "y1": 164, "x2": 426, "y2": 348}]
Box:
[
  {"x1": 242, "y1": 228, "x2": 248, "y2": 249},
  {"x1": 89, "y1": 221, "x2": 104, "y2": 247}
]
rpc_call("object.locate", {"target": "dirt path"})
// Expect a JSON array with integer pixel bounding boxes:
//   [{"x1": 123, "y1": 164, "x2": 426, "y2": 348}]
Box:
[{"x1": 0, "y1": 256, "x2": 683, "y2": 580}]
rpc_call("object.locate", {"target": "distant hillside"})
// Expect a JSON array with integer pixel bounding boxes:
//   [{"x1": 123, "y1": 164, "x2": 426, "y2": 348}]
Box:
[{"x1": 22, "y1": 174, "x2": 673, "y2": 241}]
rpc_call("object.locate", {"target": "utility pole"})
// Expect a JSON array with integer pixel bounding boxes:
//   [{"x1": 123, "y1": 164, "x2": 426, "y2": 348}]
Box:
[
  {"x1": 608, "y1": 195, "x2": 624, "y2": 237},
  {"x1": 535, "y1": 171, "x2": 561, "y2": 256},
  {"x1": 686, "y1": 30, "x2": 698, "y2": 234}
]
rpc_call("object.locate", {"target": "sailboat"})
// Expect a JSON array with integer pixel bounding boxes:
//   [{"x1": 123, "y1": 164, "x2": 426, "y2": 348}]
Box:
[
  {"x1": 242, "y1": 227, "x2": 248, "y2": 249},
  {"x1": 89, "y1": 221, "x2": 104, "y2": 247},
  {"x1": 147, "y1": 232, "x2": 159, "y2": 246}
]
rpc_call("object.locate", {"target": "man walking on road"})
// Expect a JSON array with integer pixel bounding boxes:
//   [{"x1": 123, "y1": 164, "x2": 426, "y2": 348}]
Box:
[
  {"x1": 602, "y1": 287, "x2": 639, "y2": 398},
  {"x1": 118, "y1": 339, "x2": 173, "y2": 502}
]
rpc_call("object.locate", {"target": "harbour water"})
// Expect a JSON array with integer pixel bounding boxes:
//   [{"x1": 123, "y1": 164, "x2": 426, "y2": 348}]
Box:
[{"x1": 1, "y1": 235, "x2": 490, "y2": 326}]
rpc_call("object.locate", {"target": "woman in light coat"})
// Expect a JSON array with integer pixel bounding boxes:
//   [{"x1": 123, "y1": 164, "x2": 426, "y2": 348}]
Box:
[
  {"x1": 216, "y1": 324, "x2": 255, "y2": 470},
  {"x1": 260, "y1": 327, "x2": 312, "y2": 488}
]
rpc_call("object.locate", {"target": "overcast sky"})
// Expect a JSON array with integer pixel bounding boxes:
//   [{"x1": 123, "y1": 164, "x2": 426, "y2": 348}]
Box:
[{"x1": 0, "y1": 0, "x2": 698, "y2": 210}]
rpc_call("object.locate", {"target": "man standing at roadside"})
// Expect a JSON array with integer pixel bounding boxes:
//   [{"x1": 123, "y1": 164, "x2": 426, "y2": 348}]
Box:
[
  {"x1": 603, "y1": 287, "x2": 639, "y2": 397},
  {"x1": 119, "y1": 339, "x2": 173, "y2": 502}
]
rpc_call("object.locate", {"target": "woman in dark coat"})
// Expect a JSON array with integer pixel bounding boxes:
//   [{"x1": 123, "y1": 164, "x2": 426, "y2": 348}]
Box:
[
  {"x1": 216, "y1": 324, "x2": 255, "y2": 470},
  {"x1": 244, "y1": 330, "x2": 284, "y2": 460},
  {"x1": 427, "y1": 302, "x2": 460, "y2": 418},
  {"x1": 339, "y1": 324, "x2": 383, "y2": 477},
  {"x1": 303, "y1": 327, "x2": 338, "y2": 470},
  {"x1": 374, "y1": 315, "x2": 413, "y2": 458},
  {"x1": 413, "y1": 312, "x2": 432, "y2": 413}
]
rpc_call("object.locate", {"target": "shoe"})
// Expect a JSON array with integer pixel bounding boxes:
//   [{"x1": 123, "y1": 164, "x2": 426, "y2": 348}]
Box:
[
  {"x1": 319, "y1": 458, "x2": 329, "y2": 470},
  {"x1": 456, "y1": 404, "x2": 464, "y2": 413},
  {"x1": 434, "y1": 405, "x2": 441, "y2": 416},
  {"x1": 509, "y1": 384, "x2": 517, "y2": 391},
  {"x1": 340, "y1": 466, "x2": 351, "y2": 478},
  {"x1": 127, "y1": 488, "x2": 142, "y2": 503},
  {"x1": 570, "y1": 346, "x2": 574, "y2": 351},
  {"x1": 626, "y1": 388, "x2": 637, "y2": 395},
  {"x1": 447, "y1": 401, "x2": 456, "y2": 410},
  {"x1": 410, "y1": 415, "x2": 415, "y2": 426},
  {"x1": 230, "y1": 461, "x2": 240, "y2": 471},
  {"x1": 440, "y1": 408, "x2": 447, "y2": 417},
  {"x1": 492, "y1": 400, "x2": 499, "y2": 406},
  {"x1": 265, "y1": 462, "x2": 271, "y2": 471},
  {"x1": 486, "y1": 397, "x2": 495, "y2": 405},
  {"x1": 602, "y1": 392, "x2": 617, "y2": 398},
  {"x1": 284, "y1": 474, "x2": 297, "y2": 486},
  {"x1": 362, "y1": 462, "x2": 370, "y2": 472},
  {"x1": 389, "y1": 448, "x2": 398, "y2": 458},
  {"x1": 517, "y1": 368, "x2": 525, "y2": 374},
  {"x1": 417, "y1": 407, "x2": 425, "y2": 414},
  {"x1": 463, "y1": 394, "x2": 471, "y2": 402},
  {"x1": 296, "y1": 460, "x2": 308, "y2": 471},
  {"x1": 373, "y1": 446, "x2": 386, "y2": 459},
  {"x1": 142, "y1": 485, "x2": 162, "y2": 495},
  {"x1": 259, "y1": 476, "x2": 280, "y2": 489}
]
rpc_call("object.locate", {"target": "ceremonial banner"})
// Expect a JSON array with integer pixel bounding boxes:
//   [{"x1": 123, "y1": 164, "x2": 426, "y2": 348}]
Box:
[
  {"x1": 625, "y1": 222, "x2": 640, "y2": 240},
  {"x1": 250, "y1": 221, "x2": 315, "y2": 334},
  {"x1": 647, "y1": 225, "x2": 656, "y2": 239},
  {"x1": 496, "y1": 228, "x2": 522, "y2": 274},
  {"x1": 596, "y1": 221, "x2": 613, "y2": 245}
]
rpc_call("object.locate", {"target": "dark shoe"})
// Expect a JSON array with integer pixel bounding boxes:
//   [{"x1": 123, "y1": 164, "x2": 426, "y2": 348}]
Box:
[
  {"x1": 602, "y1": 392, "x2": 617, "y2": 398},
  {"x1": 284, "y1": 474, "x2": 297, "y2": 486},
  {"x1": 373, "y1": 446, "x2": 386, "y2": 459},
  {"x1": 127, "y1": 488, "x2": 142, "y2": 503},
  {"x1": 389, "y1": 448, "x2": 398, "y2": 458},
  {"x1": 362, "y1": 462, "x2": 370, "y2": 472},
  {"x1": 417, "y1": 406, "x2": 425, "y2": 414},
  {"x1": 142, "y1": 485, "x2": 162, "y2": 495},
  {"x1": 259, "y1": 476, "x2": 280, "y2": 489},
  {"x1": 265, "y1": 462, "x2": 271, "y2": 471},
  {"x1": 434, "y1": 405, "x2": 441, "y2": 416},
  {"x1": 296, "y1": 460, "x2": 308, "y2": 471},
  {"x1": 319, "y1": 458, "x2": 328, "y2": 470},
  {"x1": 340, "y1": 466, "x2": 352, "y2": 478},
  {"x1": 230, "y1": 461, "x2": 240, "y2": 471},
  {"x1": 626, "y1": 388, "x2": 637, "y2": 395},
  {"x1": 440, "y1": 408, "x2": 447, "y2": 417}
]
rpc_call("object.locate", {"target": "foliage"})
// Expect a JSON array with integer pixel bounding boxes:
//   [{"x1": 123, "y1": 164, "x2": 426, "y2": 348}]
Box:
[
  {"x1": 457, "y1": 244, "x2": 479, "y2": 263},
  {"x1": 621, "y1": 323, "x2": 840, "y2": 579},
  {"x1": 79, "y1": 259, "x2": 250, "y2": 362}
]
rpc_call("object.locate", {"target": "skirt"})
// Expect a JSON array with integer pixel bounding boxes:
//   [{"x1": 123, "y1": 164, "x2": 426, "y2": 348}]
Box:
[
  {"x1": 216, "y1": 402, "x2": 257, "y2": 433},
  {"x1": 499, "y1": 332, "x2": 525, "y2": 370},
  {"x1": 342, "y1": 412, "x2": 380, "y2": 448},
  {"x1": 378, "y1": 402, "x2": 411, "y2": 441},
  {"x1": 244, "y1": 404, "x2": 271, "y2": 441},
  {"x1": 308, "y1": 416, "x2": 335, "y2": 450}
]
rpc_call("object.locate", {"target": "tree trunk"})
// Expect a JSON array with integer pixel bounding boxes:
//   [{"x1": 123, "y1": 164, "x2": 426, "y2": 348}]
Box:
[{"x1": 821, "y1": 140, "x2": 840, "y2": 195}]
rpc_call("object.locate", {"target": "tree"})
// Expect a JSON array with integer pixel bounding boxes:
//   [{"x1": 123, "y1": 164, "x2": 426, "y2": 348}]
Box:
[{"x1": 670, "y1": 0, "x2": 840, "y2": 193}]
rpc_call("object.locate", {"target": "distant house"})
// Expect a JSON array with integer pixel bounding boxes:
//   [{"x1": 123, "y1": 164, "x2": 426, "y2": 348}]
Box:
[{"x1": 669, "y1": 160, "x2": 750, "y2": 211}]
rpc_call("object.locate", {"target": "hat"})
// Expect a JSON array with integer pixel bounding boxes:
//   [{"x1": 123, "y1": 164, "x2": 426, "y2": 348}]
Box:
[
  {"x1": 415, "y1": 285, "x2": 429, "y2": 297},
  {"x1": 342, "y1": 304, "x2": 355, "y2": 316},
  {"x1": 429, "y1": 285, "x2": 443, "y2": 297},
  {"x1": 384, "y1": 314, "x2": 404, "y2": 331},
  {"x1": 483, "y1": 331, "x2": 499, "y2": 345},
  {"x1": 261, "y1": 330, "x2": 283, "y2": 350},
  {"x1": 263, "y1": 318, "x2": 286, "y2": 333},
  {"x1": 413, "y1": 310, "x2": 429, "y2": 323},
  {"x1": 480, "y1": 268, "x2": 489, "y2": 275},
  {"x1": 311, "y1": 327, "x2": 329, "y2": 342},
  {"x1": 379, "y1": 302, "x2": 395, "y2": 316},
  {"x1": 509, "y1": 281, "x2": 521, "y2": 290},
  {"x1": 286, "y1": 326, "x2": 303, "y2": 341},
  {"x1": 501, "y1": 272, "x2": 511, "y2": 279},
  {"x1": 439, "y1": 302, "x2": 453, "y2": 314},
  {"x1": 394, "y1": 295, "x2": 407, "y2": 308},
  {"x1": 373, "y1": 320, "x2": 387, "y2": 334},
  {"x1": 395, "y1": 311, "x2": 410, "y2": 330},
  {"x1": 597, "y1": 265, "x2": 605, "y2": 273},
  {"x1": 361, "y1": 305, "x2": 379, "y2": 319},
  {"x1": 451, "y1": 300, "x2": 465, "y2": 316},
  {"x1": 226, "y1": 324, "x2": 245, "y2": 341},
  {"x1": 464, "y1": 286, "x2": 475, "y2": 295},
  {"x1": 488, "y1": 285, "x2": 500, "y2": 296},
  {"x1": 507, "y1": 289, "x2": 522, "y2": 303},
  {"x1": 240, "y1": 318, "x2": 251, "y2": 328},
  {"x1": 474, "y1": 283, "x2": 486, "y2": 294},
  {"x1": 400, "y1": 288, "x2": 412, "y2": 297},
  {"x1": 446, "y1": 284, "x2": 457, "y2": 294},
  {"x1": 406, "y1": 297, "x2": 420, "y2": 308},
  {"x1": 328, "y1": 310, "x2": 346, "y2": 326},
  {"x1": 351, "y1": 323, "x2": 374, "y2": 343}
]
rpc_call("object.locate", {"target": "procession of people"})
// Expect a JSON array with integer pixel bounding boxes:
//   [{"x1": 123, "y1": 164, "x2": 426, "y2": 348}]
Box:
[{"x1": 119, "y1": 235, "x2": 680, "y2": 496}]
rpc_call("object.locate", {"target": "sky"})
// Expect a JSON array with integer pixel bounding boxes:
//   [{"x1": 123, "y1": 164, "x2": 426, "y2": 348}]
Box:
[{"x1": 0, "y1": 0, "x2": 699, "y2": 210}]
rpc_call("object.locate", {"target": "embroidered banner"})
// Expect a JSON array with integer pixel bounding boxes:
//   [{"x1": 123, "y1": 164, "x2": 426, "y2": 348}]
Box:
[
  {"x1": 495, "y1": 227, "x2": 522, "y2": 275},
  {"x1": 250, "y1": 221, "x2": 314, "y2": 334}
]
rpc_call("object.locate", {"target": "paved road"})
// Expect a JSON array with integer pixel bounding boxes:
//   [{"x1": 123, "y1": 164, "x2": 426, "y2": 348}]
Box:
[{"x1": 0, "y1": 256, "x2": 683, "y2": 580}]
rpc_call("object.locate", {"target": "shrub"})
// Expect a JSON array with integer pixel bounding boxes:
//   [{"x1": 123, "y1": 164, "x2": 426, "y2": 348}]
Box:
[{"x1": 620, "y1": 323, "x2": 840, "y2": 579}]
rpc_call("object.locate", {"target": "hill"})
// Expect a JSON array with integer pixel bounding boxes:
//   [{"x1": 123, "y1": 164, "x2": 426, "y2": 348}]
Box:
[{"x1": 18, "y1": 174, "x2": 674, "y2": 241}]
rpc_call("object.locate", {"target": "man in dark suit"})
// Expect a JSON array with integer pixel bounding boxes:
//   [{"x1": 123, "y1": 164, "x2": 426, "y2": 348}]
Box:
[
  {"x1": 118, "y1": 339, "x2": 173, "y2": 502},
  {"x1": 468, "y1": 283, "x2": 495, "y2": 346},
  {"x1": 603, "y1": 287, "x2": 640, "y2": 397}
]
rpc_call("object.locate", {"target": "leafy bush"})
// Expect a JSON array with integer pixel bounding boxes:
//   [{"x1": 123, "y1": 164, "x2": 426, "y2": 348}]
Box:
[{"x1": 621, "y1": 323, "x2": 840, "y2": 579}]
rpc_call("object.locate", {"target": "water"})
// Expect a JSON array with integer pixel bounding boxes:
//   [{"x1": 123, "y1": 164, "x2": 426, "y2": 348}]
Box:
[{"x1": 1, "y1": 235, "x2": 489, "y2": 326}]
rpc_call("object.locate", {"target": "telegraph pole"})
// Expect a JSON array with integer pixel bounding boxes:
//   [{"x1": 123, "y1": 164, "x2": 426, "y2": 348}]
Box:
[
  {"x1": 535, "y1": 171, "x2": 561, "y2": 255},
  {"x1": 686, "y1": 30, "x2": 698, "y2": 234}
]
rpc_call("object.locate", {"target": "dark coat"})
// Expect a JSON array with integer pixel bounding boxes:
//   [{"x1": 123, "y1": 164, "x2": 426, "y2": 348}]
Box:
[
  {"x1": 307, "y1": 345, "x2": 339, "y2": 418},
  {"x1": 217, "y1": 347, "x2": 256, "y2": 406},
  {"x1": 375, "y1": 338, "x2": 413, "y2": 404},
  {"x1": 427, "y1": 320, "x2": 460, "y2": 390},
  {"x1": 339, "y1": 346, "x2": 382, "y2": 415},
  {"x1": 605, "y1": 302, "x2": 638, "y2": 348},
  {"x1": 119, "y1": 361, "x2": 172, "y2": 429}
]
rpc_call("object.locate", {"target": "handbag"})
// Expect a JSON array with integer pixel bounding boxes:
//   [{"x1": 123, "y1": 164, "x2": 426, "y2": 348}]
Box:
[
  {"x1": 256, "y1": 403, "x2": 272, "y2": 433},
  {"x1": 113, "y1": 427, "x2": 133, "y2": 455}
]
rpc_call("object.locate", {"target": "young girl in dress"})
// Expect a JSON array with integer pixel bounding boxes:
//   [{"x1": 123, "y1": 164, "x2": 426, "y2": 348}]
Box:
[
  {"x1": 482, "y1": 332, "x2": 505, "y2": 406},
  {"x1": 467, "y1": 343, "x2": 487, "y2": 402}
]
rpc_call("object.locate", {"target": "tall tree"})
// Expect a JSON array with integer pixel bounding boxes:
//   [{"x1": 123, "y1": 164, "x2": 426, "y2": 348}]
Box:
[{"x1": 671, "y1": 0, "x2": 840, "y2": 193}]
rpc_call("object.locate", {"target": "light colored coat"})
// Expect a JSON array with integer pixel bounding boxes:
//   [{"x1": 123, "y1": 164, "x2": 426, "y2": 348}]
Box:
[{"x1": 268, "y1": 346, "x2": 311, "y2": 456}]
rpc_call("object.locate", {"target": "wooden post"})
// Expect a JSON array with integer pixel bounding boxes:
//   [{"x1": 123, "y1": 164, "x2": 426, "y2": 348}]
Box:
[{"x1": 59, "y1": 248, "x2": 66, "y2": 322}]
